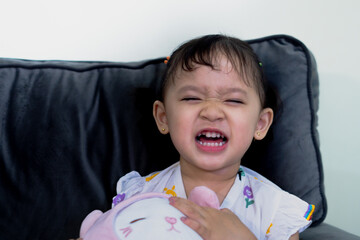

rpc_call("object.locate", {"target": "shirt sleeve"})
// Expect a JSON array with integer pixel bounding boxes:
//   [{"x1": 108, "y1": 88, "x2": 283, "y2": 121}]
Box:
[
  {"x1": 266, "y1": 191, "x2": 314, "y2": 240},
  {"x1": 112, "y1": 171, "x2": 146, "y2": 207}
]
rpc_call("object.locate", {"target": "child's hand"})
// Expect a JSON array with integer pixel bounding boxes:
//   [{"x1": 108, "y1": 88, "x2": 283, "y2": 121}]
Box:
[{"x1": 169, "y1": 197, "x2": 257, "y2": 240}]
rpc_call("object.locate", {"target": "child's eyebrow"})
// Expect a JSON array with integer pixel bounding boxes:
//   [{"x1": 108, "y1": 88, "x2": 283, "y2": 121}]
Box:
[
  {"x1": 179, "y1": 85, "x2": 247, "y2": 94},
  {"x1": 220, "y1": 87, "x2": 248, "y2": 96},
  {"x1": 177, "y1": 85, "x2": 203, "y2": 94},
  {"x1": 177, "y1": 85, "x2": 248, "y2": 96}
]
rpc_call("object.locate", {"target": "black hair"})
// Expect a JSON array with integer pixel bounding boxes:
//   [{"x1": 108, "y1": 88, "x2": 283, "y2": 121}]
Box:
[{"x1": 160, "y1": 34, "x2": 270, "y2": 108}]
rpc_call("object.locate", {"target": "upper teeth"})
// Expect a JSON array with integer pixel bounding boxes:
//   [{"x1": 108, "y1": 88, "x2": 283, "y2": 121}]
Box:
[{"x1": 199, "y1": 132, "x2": 224, "y2": 138}]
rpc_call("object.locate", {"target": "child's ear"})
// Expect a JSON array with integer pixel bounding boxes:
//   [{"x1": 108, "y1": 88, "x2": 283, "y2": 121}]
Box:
[
  {"x1": 153, "y1": 100, "x2": 169, "y2": 134},
  {"x1": 254, "y1": 108, "x2": 274, "y2": 140}
]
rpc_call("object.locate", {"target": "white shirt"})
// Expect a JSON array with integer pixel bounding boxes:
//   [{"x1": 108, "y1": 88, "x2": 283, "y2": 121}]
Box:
[{"x1": 114, "y1": 162, "x2": 314, "y2": 240}]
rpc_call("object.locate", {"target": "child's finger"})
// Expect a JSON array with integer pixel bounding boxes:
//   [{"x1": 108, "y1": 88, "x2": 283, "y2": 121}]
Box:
[
  {"x1": 169, "y1": 196, "x2": 213, "y2": 239},
  {"x1": 169, "y1": 197, "x2": 205, "y2": 220},
  {"x1": 181, "y1": 216, "x2": 206, "y2": 237}
]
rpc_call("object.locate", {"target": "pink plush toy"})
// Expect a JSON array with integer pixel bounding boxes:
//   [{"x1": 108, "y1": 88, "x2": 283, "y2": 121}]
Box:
[{"x1": 80, "y1": 186, "x2": 220, "y2": 240}]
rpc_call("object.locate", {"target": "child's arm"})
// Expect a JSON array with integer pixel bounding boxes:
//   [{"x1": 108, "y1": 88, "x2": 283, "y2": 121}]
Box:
[
  {"x1": 169, "y1": 197, "x2": 257, "y2": 240},
  {"x1": 289, "y1": 232, "x2": 299, "y2": 240}
]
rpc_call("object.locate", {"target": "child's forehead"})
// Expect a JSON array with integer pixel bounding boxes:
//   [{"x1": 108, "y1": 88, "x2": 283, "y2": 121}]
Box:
[
  {"x1": 192, "y1": 53, "x2": 235, "y2": 71},
  {"x1": 170, "y1": 61, "x2": 253, "y2": 89}
]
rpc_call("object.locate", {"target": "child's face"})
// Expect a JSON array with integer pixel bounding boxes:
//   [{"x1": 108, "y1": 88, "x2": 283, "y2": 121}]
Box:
[{"x1": 154, "y1": 56, "x2": 273, "y2": 174}]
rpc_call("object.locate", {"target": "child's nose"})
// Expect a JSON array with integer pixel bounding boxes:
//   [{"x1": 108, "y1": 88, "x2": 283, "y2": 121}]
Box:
[{"x1": 199, "y1": 100, "x2": 225, "y2": 122}]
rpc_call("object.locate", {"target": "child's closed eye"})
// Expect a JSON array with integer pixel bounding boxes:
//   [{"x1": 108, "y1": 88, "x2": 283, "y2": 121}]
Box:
[
  {"x1": 181, "y1": 97, "x2": 201, "y2": 102},
  {"x1": 225, "y1": 99, "x2": 244, "y2": 104}
]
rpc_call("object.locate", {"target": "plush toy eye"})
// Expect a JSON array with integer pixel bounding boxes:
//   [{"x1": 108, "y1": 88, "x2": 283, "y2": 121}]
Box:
[{"x1": 130, "y1": 217, "x2": 146, "y2": 224}]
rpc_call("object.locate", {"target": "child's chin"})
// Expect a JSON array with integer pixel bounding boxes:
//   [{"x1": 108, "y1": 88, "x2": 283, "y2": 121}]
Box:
[{"x1": 194, "y1": 161, "x2": 230, "y2": 172}]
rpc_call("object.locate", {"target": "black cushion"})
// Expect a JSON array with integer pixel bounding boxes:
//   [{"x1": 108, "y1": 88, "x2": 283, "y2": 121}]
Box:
[
  {"x1": 300, "y1": 223, "x2": 360, "y2": 240},
  {"x1": 0, "y1": 35, "x2": 326, "y2": 239}
]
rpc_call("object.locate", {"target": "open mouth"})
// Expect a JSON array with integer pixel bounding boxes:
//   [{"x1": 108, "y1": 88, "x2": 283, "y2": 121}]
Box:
[{"x1": 195, "y1": 130, "x2": 228, "y2": 147}]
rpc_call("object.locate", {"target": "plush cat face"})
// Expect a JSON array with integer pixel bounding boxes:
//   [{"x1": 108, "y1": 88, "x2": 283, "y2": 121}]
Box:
[
  {"x1": 80, "y1": 187, "x2": 219, "y2": 240},
  {"x1": 114, "y1": 197, "x2": 201, "y2": 239}
]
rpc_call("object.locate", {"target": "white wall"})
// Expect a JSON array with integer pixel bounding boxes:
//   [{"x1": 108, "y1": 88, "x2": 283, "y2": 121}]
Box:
[{"x1": 1, "y1": 0, "x2": 359, "y2": 236}]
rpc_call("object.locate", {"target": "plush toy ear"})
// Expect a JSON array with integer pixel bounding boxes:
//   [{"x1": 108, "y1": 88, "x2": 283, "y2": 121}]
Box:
[
  {"x1": 188, "y1": 186, "x2": 220, "y2": 209},
  {"x1": 79, "y1": 210, "x2": 104, "y2": 237}
]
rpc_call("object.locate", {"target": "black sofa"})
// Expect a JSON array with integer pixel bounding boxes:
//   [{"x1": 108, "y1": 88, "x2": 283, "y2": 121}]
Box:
[{"x1": 0, "y1": 35, "x2": 359, "y2": 240}]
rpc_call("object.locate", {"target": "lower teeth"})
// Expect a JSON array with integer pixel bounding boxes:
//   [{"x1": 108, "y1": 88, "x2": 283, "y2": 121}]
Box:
[{"x1": 198, "y1": 141, "x2": 224, "y2": 147}]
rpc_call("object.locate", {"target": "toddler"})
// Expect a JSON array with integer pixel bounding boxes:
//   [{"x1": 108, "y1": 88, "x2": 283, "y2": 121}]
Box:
[{"x1": 113, "y1": 34, "x2": 314, "y2": 240}]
